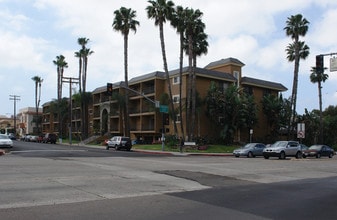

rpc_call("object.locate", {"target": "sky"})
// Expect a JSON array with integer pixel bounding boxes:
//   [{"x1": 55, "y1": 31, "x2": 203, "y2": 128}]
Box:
[{"x1": 1, "y1": 0, "x2": 337, "y2": 118}]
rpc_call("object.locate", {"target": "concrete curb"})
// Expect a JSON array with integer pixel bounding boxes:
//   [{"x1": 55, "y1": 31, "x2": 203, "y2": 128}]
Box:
[{"x1": 132, "y1": 149, "x2": 232, "y2": 157}]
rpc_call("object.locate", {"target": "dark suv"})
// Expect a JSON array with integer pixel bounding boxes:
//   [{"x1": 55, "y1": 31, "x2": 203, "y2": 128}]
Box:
[
  {"x1": 106, "y1": 136, "x2": 132, "y2": 151},
  {"x1": 43, "y1": 133, "x2": 57, "y2": 144}
]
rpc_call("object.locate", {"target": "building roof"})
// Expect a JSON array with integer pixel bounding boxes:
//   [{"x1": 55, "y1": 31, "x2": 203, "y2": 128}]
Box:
[
  {"x1": 169, "y1": 66, "x2": 237, "y2": 82},
  {"x1": 204, "y1": 57, "x2": 245, "y2": 69},
  {"x1": 129, "y1": 71, "x2": 166, "y2": 84},
  {"x1": 241, "y1": 77, "x2": 287, "y2": 91}
]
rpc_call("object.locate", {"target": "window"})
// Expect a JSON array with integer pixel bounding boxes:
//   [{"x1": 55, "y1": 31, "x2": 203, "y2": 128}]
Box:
[
  {"x1": 173, "y1": 76, "x2": 180, "y2": 85},
  {"x1": 175, "y1": 114, "x2": 181, "y2": 123},
  {"x1": 173, "y1": 95, "x2": 180, "y2": 104}
]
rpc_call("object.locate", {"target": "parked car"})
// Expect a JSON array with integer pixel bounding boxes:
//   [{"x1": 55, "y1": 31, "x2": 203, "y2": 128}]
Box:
[
  {"x1": 106, "y1": 136, "x2": 132, "y2": 151},
  {"x1": 233, "y1": 143, "x2": 266, "y2": 158},
  {"x1": 0, "y1": 134, "x2": 13, "y2": 148},
  {"x1": 43, "y1": 133, "x2": 57, "y2": 144},
  {"x1": 302, "y1": 145, "x2": 335, "y2": 158},
  {"x1": 263, "y1": 141, "x2": 302, "y2": 159},
  {"x1": 8, "y1": 133, "x2": 16, "y2": 140}
]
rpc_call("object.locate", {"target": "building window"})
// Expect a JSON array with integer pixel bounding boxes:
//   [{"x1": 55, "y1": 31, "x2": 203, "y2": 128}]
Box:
[
  {"x1": 173, "y1": 95, "x2": 180, "y2": 104},
  {"x1": 173, "y1": 76, "x2": 180, "y2": 85},
  {"x1": 233, "y1": 71, "x2": 240, "y2": 86},
  {"x1": 176, "y1": 114, "x2": 181, "y2": 123},
  {"x1": 263, "y1": 89, "x2": 272, "y2": 97},
  {"x1": 243, "y1": 86, "x2": 253, "y2": 95}
]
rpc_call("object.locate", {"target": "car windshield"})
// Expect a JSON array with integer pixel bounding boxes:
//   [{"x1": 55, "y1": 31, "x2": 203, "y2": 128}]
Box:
[
  {"x1": 271, "y1": 141, "x2": 288, "y2": 148},
  {"x1": 309, "y1": 145, "x2": 322, "y2": 150},
  {"x1": 243, "y1": 143, "x2": 255, "y2": 149},
  {"x1": 0, "y1": 135, "x2": 9, "y2": 139}
]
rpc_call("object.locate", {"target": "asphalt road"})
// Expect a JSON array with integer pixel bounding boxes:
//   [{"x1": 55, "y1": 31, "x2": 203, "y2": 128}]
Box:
[{"x1": 1, "y1": 141, "x2": 337, "y2": 220}]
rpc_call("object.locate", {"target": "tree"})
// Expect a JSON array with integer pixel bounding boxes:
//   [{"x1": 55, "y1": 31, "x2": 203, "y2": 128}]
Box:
[
  {"x1": 112, "y1": 7, "x2": 140, "y2": 137},
  {"x1": 310, "y1": 66, "x2": 329, "y2": 143},
  {"x1": 31, "y1": 76, "x2": 43, "y2": 134},
  {"x1": 75, "y1": 37, "x2": 94, "y2": 138},
  {"x1": 205, "y1": 83, "x2": 256, "y2": 144},
  {"x1": 183, "y1": 8, "x2": 207, "y2": 141},
  {"x1": 284, "y1": 14, "x2": 310, "y2": 139},
  {"x1": 53, "y1": 55, "x2": 68, "y2": 136},
  {"x1": 146, "y1": 0, "x2": 178, "y2": 137},
  {"x1": 49, "y1": 98, "x2": 69, "y2": 138},
  {"x1": 53, "y1": 55, "x2": 68, "y2": 101},
  {"x1": 170, "y1": 5, "x2": 187, "y2": 140},
  {"x1": 262, "y1": 94, "x2": 283, "y2": 142}
]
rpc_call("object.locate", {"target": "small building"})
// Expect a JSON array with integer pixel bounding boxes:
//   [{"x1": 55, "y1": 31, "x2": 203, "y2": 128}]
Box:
[{"x1": 17, "y1": 107, "x2": 42, "y2": 136}]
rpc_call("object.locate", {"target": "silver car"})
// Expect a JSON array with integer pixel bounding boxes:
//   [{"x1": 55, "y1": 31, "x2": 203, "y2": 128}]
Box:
[
  {"x1": 263, "y1": 141, "x2": 302, "y2": 159},
  {"x1": 233, "y1": 143, "x2": 266, "y2": 158}
]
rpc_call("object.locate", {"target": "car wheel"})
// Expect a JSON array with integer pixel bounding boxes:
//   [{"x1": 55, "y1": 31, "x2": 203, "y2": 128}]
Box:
[
  {"x1": 115, "y1": 145, "x2": 119, "y2": 151},
  {"x1": 295, "y1": 151, "x2": 302, "y2": 159},
  {"x1": 247, "y1": 151, "x2": 253, "y2": 158},
  {"x1": 329, "y1": 153, "x2": 333, "y2": 158},
  {"x1": 279, "y1": 151, "x2": 286, "y2": 159},
  {"x1": 235, "y1": 155, "x2": 239, "y2": 158},
  {"x1": 316, "y1": 153, "x2": 321, "y2": 158},
  {"x1": 126, "y1": 147, "x2": 131, "y2": 151},
  {"x1": 264, "y1": 155, "x2": 269, "y2": 159},
  {"x1": 106, "y1": 145, "x2": 109, "y2": 150}
]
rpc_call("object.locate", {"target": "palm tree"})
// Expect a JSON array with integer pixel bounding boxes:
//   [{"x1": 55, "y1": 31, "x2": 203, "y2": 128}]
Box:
[
  {"x1": 53, "y1": 55, "x2": 68, "y2": 137},
  {"x1": 190, "y1": 21, "x2": 207, "y2": 141},
  {"x1": 170, "y1": 5, "x2": 187, "y2": 139},
  {"x1": 112, "y1": 6, "x2": 140, "y2": 137},
  {"x1": 183, "y1": 8, "x2": 206, "y2": 140},
  {"x1": 31, "y1": 76, "x2": 43, "y2": 134},
  {"x1": 284, "y1": 14, "x2": 310, "y2": 138},
  {"x1": 146, "y1": 0, "x2": 178, "y2": 137},
  {"x1": 53, "y1": 55, "x2": 68, "y2": 101},
  {"x1": 75, "y1": 37, "x2": 94, "y2": 138},
  {"x1": 310, "y1": 66, "x2": 329, "y2": 143}
]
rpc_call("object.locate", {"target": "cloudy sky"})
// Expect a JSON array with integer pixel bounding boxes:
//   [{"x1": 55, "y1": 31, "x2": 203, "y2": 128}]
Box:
[{"x1": 1, "y1": 0, "x2": 337, "y2": 117}]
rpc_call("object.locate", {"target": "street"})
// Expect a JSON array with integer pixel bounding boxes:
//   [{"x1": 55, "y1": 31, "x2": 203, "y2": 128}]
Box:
[{"x1": 1, "y1": 141, "x2": 337, "y2": 219}]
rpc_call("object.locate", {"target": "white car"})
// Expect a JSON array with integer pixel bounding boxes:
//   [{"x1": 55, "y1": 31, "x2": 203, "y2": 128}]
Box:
[{"x1": 0, "y1": 134, "x2": 13, "y2": 148}]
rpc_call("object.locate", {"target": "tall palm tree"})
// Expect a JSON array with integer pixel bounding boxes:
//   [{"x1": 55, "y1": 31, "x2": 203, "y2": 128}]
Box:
[
  {"x1": 53, "y1": 55, "x2": 68, "y2": 101},
  {"x1": 31, "y1": 76, "x2": 43, "y2": 134},
  {"x1": 170, "y1": 5, "x2": 187, "y2": 139},
  {"x1": 53, "y1": 55, "x2": 68, "y2": 137},
  {"x1": 183, "y1": 8, "x2": 206, "y2": 140},
  {"x1": 284, "y1": 14, "x2": 310, "y2": 138},
  {"x1": 112, "y1": 6, "x2": 139, "y2": 137},
  {"x1": 310, "y1": 66, "x2": 329, "y2": 143},
  {"x1": 146, "y1": 0, "x2": 178, "y2": 137},
  {"x1": 75, "y1": 37, "x2": 94, "y2": 138},
  {"x1": 190, "y1": 21, "x2": 207, "y2": 141}
]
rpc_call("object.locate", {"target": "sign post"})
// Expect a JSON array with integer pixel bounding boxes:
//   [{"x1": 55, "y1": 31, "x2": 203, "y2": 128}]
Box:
[
  {"x1": 297, "y1": 123, "x2": 305, "y2": 140},
  {"x1": 160, "y1": 105, "x2": 168, "y2": 151}
]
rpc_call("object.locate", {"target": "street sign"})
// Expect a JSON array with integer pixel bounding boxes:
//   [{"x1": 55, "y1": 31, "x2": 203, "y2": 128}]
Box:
[
  {"x1": 159, "y1": 105, "x2": 168, "y2": 113},
  {"x1": 330, "y1": 57, "x2": 337, "y2": 72},
  {"x1": 297, "y1": 123, "x2": 305, "y2": 139}
]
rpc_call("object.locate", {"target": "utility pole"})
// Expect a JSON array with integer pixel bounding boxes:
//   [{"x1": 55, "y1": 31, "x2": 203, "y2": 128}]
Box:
[
  {"x1": 62, "y1": 77, "x2": 79, "y2": 145},
  {"x1": 9, "y1": 95, "x2": 20, "y2": 135}
]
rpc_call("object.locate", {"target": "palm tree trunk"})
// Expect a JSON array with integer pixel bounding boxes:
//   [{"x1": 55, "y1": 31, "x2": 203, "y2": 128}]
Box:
[
  {"x1": 159, "y1": 22, "x2": 178, "y2": 137},
  {"x1": 186, "y1": 34, "x2": 193, "y2": 141},
  {"x1": 124, "y1": 34, "x2": 130, "y2": 137},
  {"x1": 178, "y1": 32, "x2": 185, "y2": 140},
  {"x1": 318, "y1": 81, "x2": 323, "y2": 143}
]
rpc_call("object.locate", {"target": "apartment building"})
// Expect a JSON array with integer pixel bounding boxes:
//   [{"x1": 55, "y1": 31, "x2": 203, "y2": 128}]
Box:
[{"x1": 42, "y1": 57, "x2": 287, "y2": 143}]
